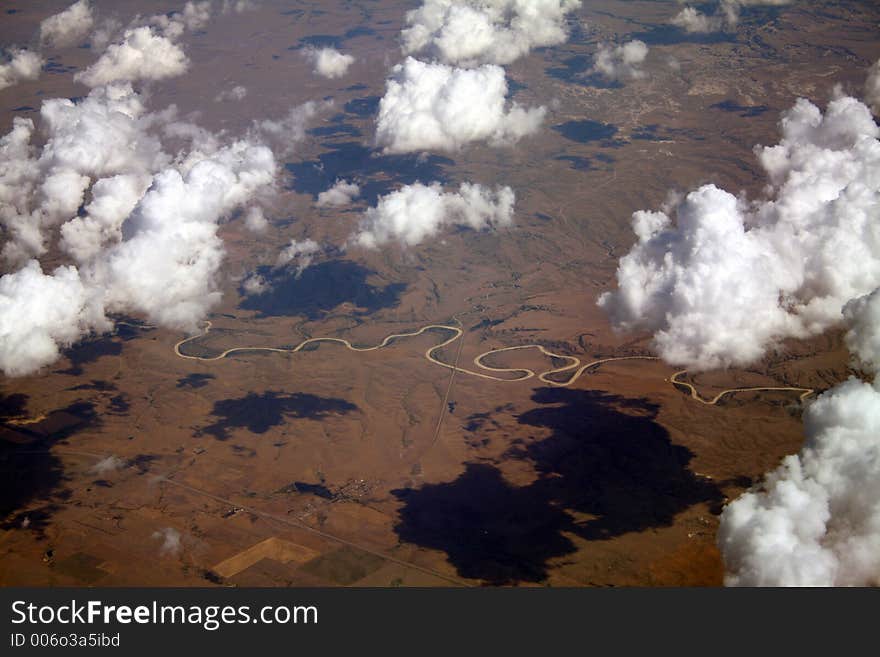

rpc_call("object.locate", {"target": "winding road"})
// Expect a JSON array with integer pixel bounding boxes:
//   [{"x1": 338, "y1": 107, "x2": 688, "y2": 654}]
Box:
[{"x1": 174, "y1": 321, "x2": 815, "y2": 404}]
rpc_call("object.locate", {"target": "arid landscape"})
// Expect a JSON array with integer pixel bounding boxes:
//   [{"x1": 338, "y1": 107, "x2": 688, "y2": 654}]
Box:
[{"x1": 1, "y1": 0, "x2": 879, "y2": 587}]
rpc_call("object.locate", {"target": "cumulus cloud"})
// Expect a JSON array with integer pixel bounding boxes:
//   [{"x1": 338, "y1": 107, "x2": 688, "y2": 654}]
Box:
[
  {"x1": 91, "y1": 454, "x2": 125, "y2": 474},
  {"x1": 591, "y1": 40, "x2": 648, "y2": 82},
  {"x1": 152, "y1": 527, "x2": 182, "y2": 556},
  {"x1": 302, "y1": 46, "x2": 355, "y2": 79},
  {"x1": 241, "y1": 272, "x2": 268, "y2": 295},
  {"x1": 89, "y1": 18, "x2": 123, "y2": 53},
  {"x1": 316, "y1": 180, "x2": 360, "y2": 207},
  {"x1": 39, "y1": 0, "x2": 95, "y2": 48},
  {"x1": 215, "y1": 85, "x2": 247, "y2": 102},
  {"x1": 242, "y1": 205, "x2": 268, "y2": 232},
  {"x1": 672, "y1": 0, "x2": 793, "y2": 33},
  {"x1": 719, "y1": 288, "x2": 880, "y2": 586},
  {"x1": 353, "y1": 181, "x2": 515, "y2": 248},
  {"x1": 375, "y1": 57, "x2": 544, "y2": 153},
  {"x1": 0, "y1": 261, "x2": 108, "y2": 377},
  {"x1": 94, "y1": 139, "x2": 276, "y2": 331},
  {"x1": 671, "y1": 7, "x2": 723, "y2": 33},
  {"x1": 598, "y1": 94, "x2": 880, "y2": 371},
  {"x1": 276, "y1": 238, "x2": 321, "y2": 276},
  {"x1": 60, "y1": 174, "x2": 151, "y2": 263},
  {"x1": 1, "y1": 84, "x2": 168, "y2": 265},
  {"x1": 0, "y1": 81, "x2": 280, "y2": 376},
  {"x1": 0, "y1": 49, "x2": 43, "y2": 91},
  {"x1": 152, "y1": 1, "x2": 212, "y2": 39},
  {"x1": 253, "y1": 100, "x2": 331, "y2": 157},
  {"x1": 401, "y1": 0, "x2": 581, "y2": 67},
  {"x1": 75, "y1": 26, "x2": 189, "y2": 87}
]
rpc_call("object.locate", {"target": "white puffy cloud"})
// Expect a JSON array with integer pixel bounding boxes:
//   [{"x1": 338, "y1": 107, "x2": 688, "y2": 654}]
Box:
[
  {"x1": 866, "y1": 59, "x2": 880, "y2": 116},
  {"x1": 353, "y1": 181, "x2": 515, "y2": 248},
  {"x1": 375, "y1": 57, "x2": 545, "y2": 154},
  {"x1": 39, "y1": 85, "x2": 165, "y2": 179},
  {"x1": 242, "y1": 205, "x2": 268, "y2": 232},
  {"x1": 215, "y1": 85, "x2": 247, "y2": 102},
  {"x1": 591, "y1": 40, "x2": 648, "y2": 82},
  {"x1": 152, "y1": 1, "x2": 212, "y2": 39},
  {"x1": 60, "y1": 174, "x2": 151, "y2": 263},
  {"x1": 276, "y1": 238, "x2": 321, "y2": 276},
  {"x1": 672, "y1": 0, "x2": 793, "y2": 33},
  {"x1": 401, "y1": 0, "x2": 581, "y2": 67},
  {"x1": 302, "y1": 46, "x2": 355, "y2": 79},
  {"x1": 91, "y1": 455, "x2": 125, "y2": 474},
  {"x1": 222, "y1": 0, "x2": 258, "y2": 13},
  {"x1": 595, "y1": 83, "x2": 880, "y2": 585},
  {"x1": 241, "y1": 272, "x2": 268, "y2": 295},
  {"x1": 598, "y1": 94, "x2": 880, "y2": 371},
  {"x1": 316, "y1": 180, "x2": 360, "y2": 207},
  {"x1": 39, "y1": 0, "x2": 94, "y2": 48},
  {"x1": 719, "y1": 288, "x2": 880, "y2": 587},
  {"x1": 0, "y1": 260, "x2": 108, "y2": 377},
  {"x1": 0, "y1": 49, "x2": 43, "y2": 91},
  {"x1": 0, "y1": 118, "x2": 41, "y2": 262},
  {"x1": 152, "y1": 527, "x2": 182, "y2": 556},
  {"x1": 0, "y1": 80, "x2": 282, "y2": 376},
  {"x1": 1, "y1": 84, "x2": 168, "y2": 265},
  {"x1": 75, "y1": 26, "x2": 189, "y2": 86},
  {"x1": 671, "y1": 7, "x2": 723, "y2": 34},
  {"x1": 253, "y1": 100, "x2": 331, "y2": 157},
  {"x1": 93, "y1": 140, "x2": 276, "y2": 331}
]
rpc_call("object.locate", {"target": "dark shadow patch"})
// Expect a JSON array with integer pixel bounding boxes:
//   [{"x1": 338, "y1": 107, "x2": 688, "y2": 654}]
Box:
[
  {"x1": 44, "y1": 58, "x2": 76, "y2": 75},
  {"x1": 12, "y1": 105, "x2": 34, "y2": 112},
  {"x1": 239, "y1": 259, "x2": 406, "y2": 319},
  {"x1": 392, "y1": 463, "x2": 577, "y2": 585},
  {"x1": 285, "y1": 141, "x2": 453, "y2": 204},
  {"x1": 627, "y1": 25, "x2": 735, "y2": 46},
  {"x1": 113, "y1": 318, "x2": 154, "y2": 341},
  {"x1": 295, "y1": 34, "x2": 342, "y2": 49},
  {"x1": 308, "y1": 123, "x2": 362, "y2": 138},
  {"x1": 0, "y1": 505, "x2": 56, "y2": 537},
  {"x1": 507, "y1": 78, "x2": 527, "y2": 96},
  {"x1": 555, "y1": 155, "x2": 593, "y2": 170},
  {"x1": 0, "y1": 398, "x2": 99, "y2": 524},
  {"x1": 343, "y1": 96, "x2": 381, "y2": 117},
  {"x1": 546, "y1": 54, "x2": 624, "y2": 89},
  {"x1": 0, "y1": 393, "x2": 29, "y2": 421},
  {"x1": 632, "y1": 124, "x2": 661, "y2": 140},
  {"x1": 392, "y1": 390, "x2": 723, "y2": 583},
  {"x1": 108, "y1": 395, "x2": 130, "y2": 415},
  {"x1": 0, "y1": 436, "x2": 64, "y2": 527},
  {"x1": 284, "y1": 481, "x2": 334, "y2": 499},
  {"x1": 176, "y1": 373, "x2": 216, "y2": 389},
  {"x1": 710, "y1": 100, "x2": 770, "y2": 117},
  {"x1": 68, "y1": 380, "x2": 117, "y2": 392},
  {"x1": 344, "y1": 26, "x2": 375, "y2": 39},
  {"x1": 55, "y1": 336, "x2": 122, "y2": 376},
  {"x1": 345, "y1": 83, "x2": 368, "y2": 92},
  {"x1": 515, "y1": 388, "x2": 723, "y2": 540},
  {"x1": 127, "y1": 454, "x2": 159, "y2": 474},
  {"x1": 553, "y1": 120, "x2": 619, "y2": 144},
  {"x1": 201, "y1": 391, "x2": 357, "y2": 441}
]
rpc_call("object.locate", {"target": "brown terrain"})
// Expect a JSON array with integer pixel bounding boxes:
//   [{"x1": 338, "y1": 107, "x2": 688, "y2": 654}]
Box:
[{"x1": 1, "y1": 0, "x2": 878, "y2": 586}]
